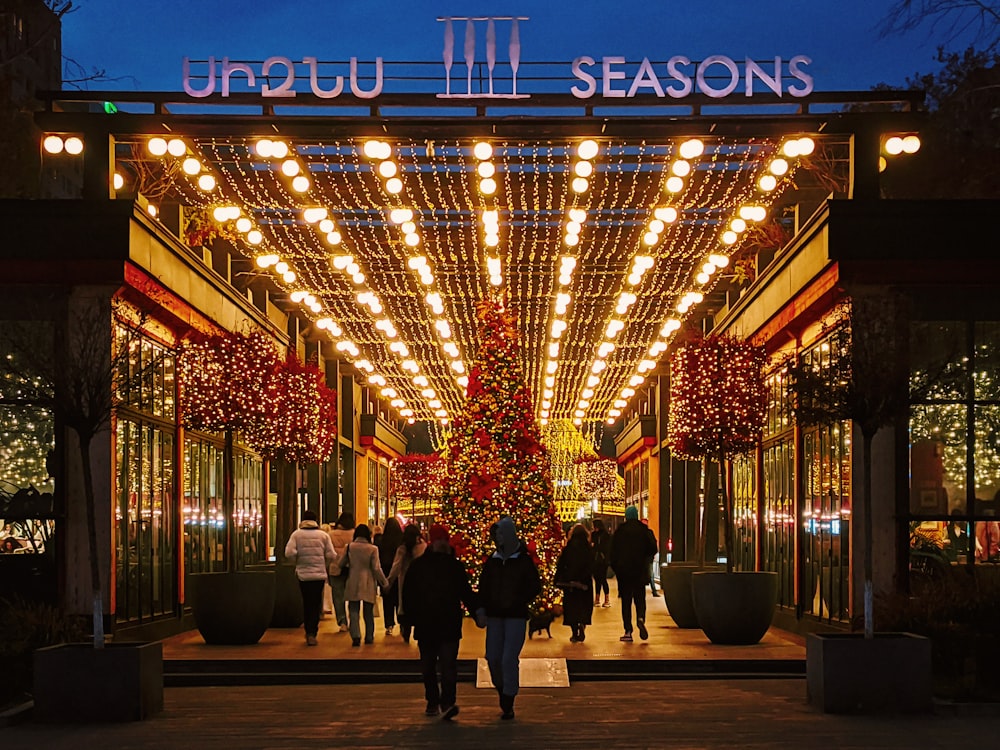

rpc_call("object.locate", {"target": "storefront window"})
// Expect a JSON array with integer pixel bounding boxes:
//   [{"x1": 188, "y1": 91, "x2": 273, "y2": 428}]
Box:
[
  {"x1": 909, "y1": 319, "x2": 1000, "y2": 569},
  {"x1": 762, "y1": 440, "x2": 795, "y2": 608},
  {"x1": 731, "y1": 453, "x2": 756, "y2": 572}
]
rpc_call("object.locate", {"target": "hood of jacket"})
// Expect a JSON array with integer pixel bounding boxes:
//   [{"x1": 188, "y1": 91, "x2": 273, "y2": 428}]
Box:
[
  {"x1": 494, "y1": 516, "x2": 521, "y2": 560},
  {"x1": 299, "y1": 519, "x2": 320, "y2": 530}
]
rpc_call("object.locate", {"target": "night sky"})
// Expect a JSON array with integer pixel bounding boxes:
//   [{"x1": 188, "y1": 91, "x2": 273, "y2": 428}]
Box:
[{"x1": 63, "y1": 0, "x2": 970, "y2": 93}]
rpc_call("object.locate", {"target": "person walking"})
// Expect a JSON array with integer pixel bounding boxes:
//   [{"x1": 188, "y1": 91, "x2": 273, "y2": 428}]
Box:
[
  {"x1": 326, "y1": 512, "x2": 355, "y2": 633},
  {"x1": 378, "y1": 517, "x2": 404, "y2": 636},
  {"x1": 283, "y1": 510, "x2": 336, "y2": 647},
  {"x1": 386, "y1": 522, "x2": 427, "y2": 645},
  {"x1": 477, "y1": 516, "x2": 541, "y2": 721},
  {"x1": 591, "y1": 518, "x2": 612, "y2": 608},
  {"x1": 555, "y1": 523, "x2": 594, "y2": 643},
  {"x1": 343, "y1": 523, "x2": 389, "y2": 647},
  {"x1": 610, "y1": 505, "x2": 658, "y2": 642},
  {"x1": 402, "y1": 523, "x2": 481, "y2": 721}
]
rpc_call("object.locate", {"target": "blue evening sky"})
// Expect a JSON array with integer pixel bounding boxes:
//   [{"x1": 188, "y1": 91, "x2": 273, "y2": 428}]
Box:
[{"x1": 63, "y1": 0, "x2": 966, "y2": 93}]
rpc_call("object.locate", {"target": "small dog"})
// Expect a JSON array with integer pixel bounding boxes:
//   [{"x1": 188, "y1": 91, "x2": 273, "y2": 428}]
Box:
[{"x1": 527, "y1": 604, "x2": 562, "y2": 639}]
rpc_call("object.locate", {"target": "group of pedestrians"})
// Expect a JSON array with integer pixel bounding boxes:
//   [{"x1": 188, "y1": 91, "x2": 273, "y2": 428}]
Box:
[
  {"x1": 285, "y1": 506, "x2": 656, "y2": 721},
  {"x1": 554, "y1": 506, "x2": 658, "y2": 643}
]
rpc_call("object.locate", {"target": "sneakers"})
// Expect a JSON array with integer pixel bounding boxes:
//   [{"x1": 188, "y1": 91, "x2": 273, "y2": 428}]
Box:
[
  {"x1": 620, "y1": 632, "x2": 633, "y2": 642},
  {"x1": 425, "y1": 703, "x2": 439, "y2": 716},
  {"x1": 338, "y1": 623, "x2": 349, "y2": 633},
  {"x1": 441, "y1": 704, "x2": 459, "y2": 721},
  {"x1": 602, "y1": 598, "x2": 611, "y2": 607},
  {"x1": 637, "y1": 618, "x2": 649, "y2": 641},
  {"x1": 351, "y1": 638, "x2": 361, "y2": 647},
  {"x1": 385, "y1": 626, "x2": 394, "y2": 636},
  {"x1": 305, "y1": 634, "x2": 318, "y2": 646}
]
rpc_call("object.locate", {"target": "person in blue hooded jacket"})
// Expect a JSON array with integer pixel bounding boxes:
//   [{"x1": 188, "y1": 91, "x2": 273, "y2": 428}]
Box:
[{"x1": 476, "y1": 516, "x2": 541, "y2": 721}]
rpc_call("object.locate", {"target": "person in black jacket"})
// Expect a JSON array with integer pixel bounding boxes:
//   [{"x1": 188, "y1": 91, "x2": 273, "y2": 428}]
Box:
[
  {"x1": 591, "y1": 519, "x2": 612, "y2": 608},
  {"x1": 555, "y1": 523, "x2": 595, "y2": 642},
  {"x1": 477, "y1": 515, "x2": 541, "y2": 721},
  {"x1": 403, "y1": 523, "x2": 480, "y2": 721},
  {"x1": 610, "y1": 505, "x2": 658, "y2": 642}
]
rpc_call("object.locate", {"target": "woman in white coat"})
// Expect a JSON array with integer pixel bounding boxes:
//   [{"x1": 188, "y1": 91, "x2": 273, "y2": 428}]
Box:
[
  {"x1": 284, "y1": 510, "x2": 336, "y2": 646},
  {"x1": 343, "y1": 523, "x2": 389, "y2": 647}
]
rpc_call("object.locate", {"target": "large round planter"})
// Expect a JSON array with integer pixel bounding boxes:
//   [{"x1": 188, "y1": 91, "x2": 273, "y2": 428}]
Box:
[
  {"x1": 33, "y1": 641, "x2": 163, "y2": 722},
  {"x1": 691, "y1": 571, "x2": 778, "y2": 645},
  {"x1": 246, "y1": 562, "x2": 303, "y2": 628},
  {"x1": 661, "y1": 562, "x2": 726, "y2": 628},
  {"x1": 188, "y1": 571, "x2": 275, "y2": 645}
]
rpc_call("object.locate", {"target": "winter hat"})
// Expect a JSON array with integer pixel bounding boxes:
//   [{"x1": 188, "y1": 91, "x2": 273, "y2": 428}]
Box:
[
  {"x1": 625, "y1": 505, "x2": 639, "y2": 522},
  {"x1": 428, "y1": 524, "x2": 449, "y2": 544}
]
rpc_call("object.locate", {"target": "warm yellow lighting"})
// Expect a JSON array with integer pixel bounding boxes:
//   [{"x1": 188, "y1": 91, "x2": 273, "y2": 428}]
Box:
[
  {"x1": 283, "y1": 270, "x2": 296, "y2": 283},
  {"x1": 479, "y1": 177, "x2": 497, "y2": 195},
  {"x1": 334, "y1": 255, "x2": 354, "y2": 270},
  {"x1": 236, "y1": 217, "x2": 252, "y2": 233},
  {"x1": 247, "y1": 230, "x2": 263, "y2": 245},
  {"x1": 62, "y1": 136, "x2": 83, "y2": 155},
  {"x1": 326, "y1": 231, "x2": 342, "y2": 245},
  {"x1": 902, "y1": 135, "x2": 921, "y2": 154},
  {"x1": 621, "y1": 387, "x2": 635, "y2": 398},
  {"x1": 879, "y1": 156, "x2": 887, "y2": 173},
  {"x1": 270, "y1": 141, "x2": 289, "y2": 159},
  {"x1": 477, "y1": 161, "x2": 495, "y2": 178},
  {"x1": 378, "y1": 160, "x2": 397, "y2": 178},
  {"x1": 566, "y1": 221, "x2": 582, "y2": 235},
  {"x1": 666, "y1": 176, "x2": 684, "y2": 193},
  {"x1": 281, "y1": 159, "x2": 300, "y2": 176},
  {"x1": 769, "y1": 158, "x2": 789, "y2": 176},
  {"x1": 654, "y1": 206, "x2": 678, "y2": 223},
  {"x1": 569, "y1": 208, "x2": 587, "y2": 223},
  {"x1": 702, "y1": 262, "x2": 717, "y2": 275},
  {"x1": 482, "y1": 209, "x2": 499, "y2": 224},
  {"x1": 390, "y1": 208, "x2": 414, "y2": 224},
  {"x1": 564, "y1": 233, "x2": 579, "y2": 247},
  {"x1": 672, "y1": 160, "x2": 691, "y2": 177},
  {"x1": 385, "y1": 177, "x2": 403, "y2": 194},
  {"x1": 147, "y1": 204, "x2": 158, "y2": 217},
  {"x1": 404, "y1": 233, "x2": 420, "y2": 247},
  {"x1": 679, "y1": 138, "x2": 704, "y2": 160},
  {"x1": 577, "y1": 139, "x2": 599, "y2": 160},
  {"x1": 649, "y1": 219, "x2": 665, "y2": 235},
  {"x1": 113, "y1": 172, "x2": 124, "y2": 190},
  {"x1": 474, "y1": 141, "x2": 493, "y2": 160},
  {"x1": 797, "y1": 137, "x2": 815, "y2": 155},
  {"x1": 291, "y1": 175, "x2": 310, "y2": 192},
  {"x1": 275, "y1": 261, "x2": 289, "y2": 274},
  {"x1": 363, "y1": 140, "x2": 385, "y2": 159},
  {"x1": 544, "y1": 376, "x2": 555, "y2": 387},
  {"x1": 546, "y1": 360, "x2": 558, "y2": 374},
  {"x1": 182, "y1": 157, "x2": 201, "y2": 175},
  {"x1": 574, "y1": 161, "x2": 593, "y2": 178},
  {"x1": 592, "y1": 360, "x2": 607, "y2": 374},
  {"x1": 571, "y1": 177, "x2": 589, "y2": 193},
  {"x1": 303, "y1": 207, "x2": 327, "y2": 223},
  {"x1": 730, "y1": 218, "x2": 747, "y2": 233},
  {"x1": 696, "y1": 272, "x2": 710, "y2": 284},
  {"x1": 643, "y1": 231, "x2": 659, "y2": 246},
  {"x1": 167, "y1": 138, "x2": 186, "y2": 157},
  {"x1": 318, "y1": 219, "x2": 335, "y2": 233},
  {"x1": 573, "y1": 418, "x2": 583, "y2": 426},
  {"x1": 884, "y1": 136, "x2": 904, "y2": 155},
  {"x1": 759, "y1": 174, "x2": 777, "y2": 191},
  {"x1": 147, "y1": 137, "x2": 168, "y2": 156},
  {"x1": 782, "y1": 140, "x2": 801, "y2": 158},
  {"x1": 197, "y1": 174, "x2": 215, "y2": 191}
]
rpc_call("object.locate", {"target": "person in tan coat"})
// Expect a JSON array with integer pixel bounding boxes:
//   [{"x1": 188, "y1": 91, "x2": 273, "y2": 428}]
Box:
[
  {"x1": 326, "y1": 512, "x2": 355, "y2": 632},
  {"x1": 343, "y1": 523, "x2": 389, "y2": 646}
]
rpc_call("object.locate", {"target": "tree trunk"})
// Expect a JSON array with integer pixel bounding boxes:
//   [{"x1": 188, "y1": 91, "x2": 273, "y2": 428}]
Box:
[
  {"x1": 79, "y1": 433, "x2": 105, "y2": 649},
  {"x1": 223, "y1": 427, "x2": 236, "y2": 572},
  {"x1": 862, "y1": 430, "x2": 874, "y2": 639},
  {"x1": 695, "y1": 457, "x2": 709, "y2": 567},
  {"x1": 719, "y1": 447, "x2": 734, "y2": 575}
]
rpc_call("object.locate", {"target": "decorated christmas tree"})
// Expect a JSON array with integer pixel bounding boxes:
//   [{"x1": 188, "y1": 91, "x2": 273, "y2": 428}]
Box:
[
  {"x1": 439, "y1": 299, "x2": 563, "y2": 613},
  {"x1": 541, "y1": 419, "x2": 600, "y2": 523}
]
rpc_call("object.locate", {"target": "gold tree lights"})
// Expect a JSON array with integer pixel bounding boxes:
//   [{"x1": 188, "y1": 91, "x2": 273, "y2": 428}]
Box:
[{"x1": 438, "y1": 299, "x2": 563, "y2": 613}]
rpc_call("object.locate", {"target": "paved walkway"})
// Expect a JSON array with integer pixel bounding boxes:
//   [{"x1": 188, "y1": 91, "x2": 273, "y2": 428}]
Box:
[
  {"x1": 161, "y1": 586, "x2": 805, "y2": 664},
  {"x1": 4, "y1": 680, "x2": 995, "y2": 749}
]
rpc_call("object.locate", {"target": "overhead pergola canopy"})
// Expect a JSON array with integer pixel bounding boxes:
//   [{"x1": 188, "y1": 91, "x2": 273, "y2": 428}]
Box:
[{"x1": 36, "y1": 89, "x2": 923, "y2": 433}]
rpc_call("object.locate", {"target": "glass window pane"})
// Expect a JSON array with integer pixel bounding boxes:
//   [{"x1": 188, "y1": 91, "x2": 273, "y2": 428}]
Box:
[
  {"x1": 974, "y1": 405, "x2": 1000, "y2": 508},
  {"x1": 910, "y1": 404, "x2": 967, "y2": 515},
  {"x1": 974, "y1": 322, "x2": 1000, "y2": 401},
  {"x1": 910, "y1": 321, "x2": 968, "y2": 400}
]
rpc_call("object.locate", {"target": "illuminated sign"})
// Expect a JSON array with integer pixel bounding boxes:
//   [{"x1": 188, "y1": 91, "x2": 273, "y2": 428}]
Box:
[{"x1": 182, "y1": 15, "x2": 813, "y2": 100}]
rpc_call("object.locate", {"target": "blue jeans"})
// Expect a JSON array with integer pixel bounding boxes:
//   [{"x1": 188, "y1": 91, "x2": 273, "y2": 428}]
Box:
[
  {"x1": 485, "y1": 617, "x2": 527, "y2": 696},
  {"x1": 348, "y1": 600, "x2": 375, "y2": 643},
  {"x1": 328, "y1": 574, "x2": 348, "y2": 626}
]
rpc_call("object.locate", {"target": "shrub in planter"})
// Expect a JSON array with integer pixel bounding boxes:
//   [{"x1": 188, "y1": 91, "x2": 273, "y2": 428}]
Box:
[
  {"x1": 0, "y1": 596, "x2": 85, "y2": 708},
  {"x1": 877, "y1": 566, "x2": 1000, "y2": 700}
]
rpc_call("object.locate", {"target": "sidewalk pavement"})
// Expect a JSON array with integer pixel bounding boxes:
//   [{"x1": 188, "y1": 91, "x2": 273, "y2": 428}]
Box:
[{"x1": 3, "y1": 679, "x2": 995, "y2": 749}]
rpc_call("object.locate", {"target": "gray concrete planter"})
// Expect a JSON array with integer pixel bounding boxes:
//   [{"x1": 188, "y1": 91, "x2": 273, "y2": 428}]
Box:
[
  {"x1": 691, "y1": 571, "x2": 777, "y2": 645},
  {"x1": 806, "y1": 632, "x2": 932, "y2": 713},
  {"x1": 661, "y1": 562, "x2": 725, "y2": 628},
  {"x1": 33, "y1": 641, "x2": 163, "y2": 722},
  {"x1": 188, "y1": 571, "x2": 275, "y2": 645}
]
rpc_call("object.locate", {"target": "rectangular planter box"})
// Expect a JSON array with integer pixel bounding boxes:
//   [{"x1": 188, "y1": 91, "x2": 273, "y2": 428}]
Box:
[
  {"x1": 33, "y1": 641, "x2": 163, "y2": 723},
  {"x1": 806, "y1": 632, "x2": 931, "y2": 714}
]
